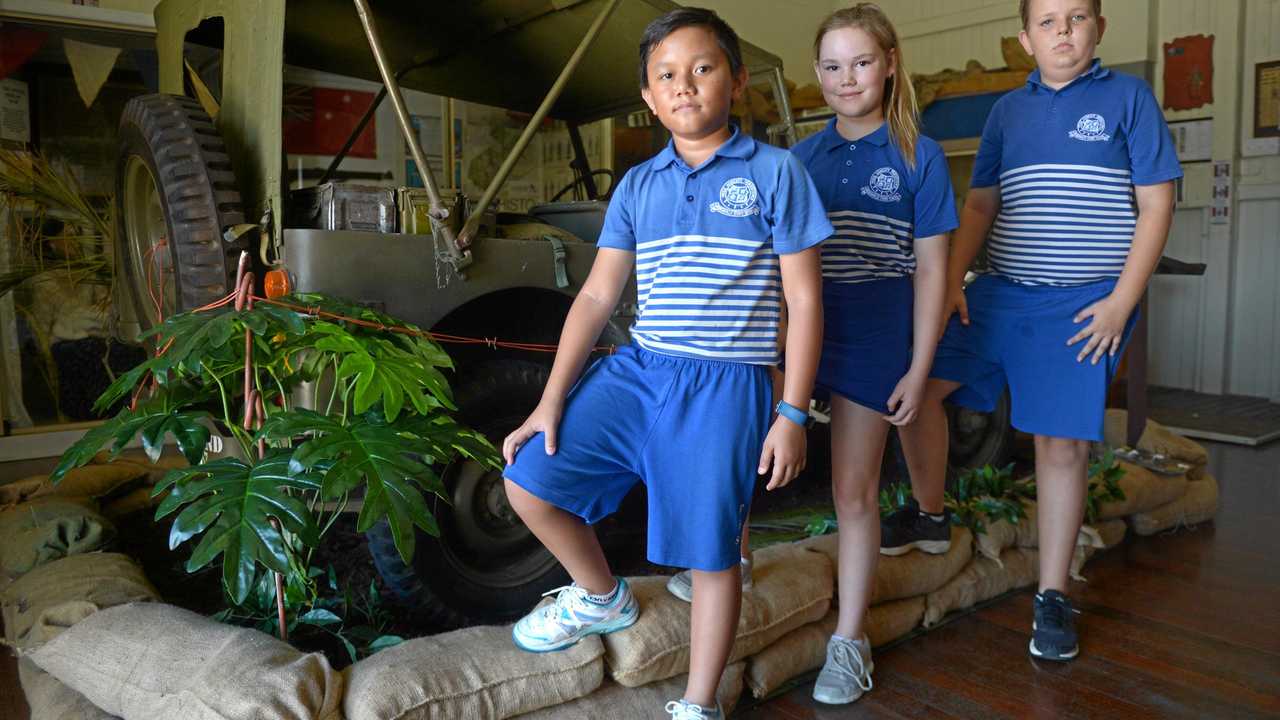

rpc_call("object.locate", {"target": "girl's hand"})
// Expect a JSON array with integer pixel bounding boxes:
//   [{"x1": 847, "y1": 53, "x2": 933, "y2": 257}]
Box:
[
  {"x1": 1068, "y1": 295, "x2": 1131, "y2": 365},
  {"x1": 758, "y1": 417, "x2": 807, "y2": 491},
  {"x1": 502, "y1": 400, "x2": 564, "y2": 465},
  {"x1": 945, "y1": 281, "x2": 970, "y2": 326},
  {"x1": 884, "y1": 370, "x2": 927, "y2": 426}
]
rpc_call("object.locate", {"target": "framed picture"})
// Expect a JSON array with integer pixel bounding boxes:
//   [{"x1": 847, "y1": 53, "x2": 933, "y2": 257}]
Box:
[{"x1": 1254, "y1": 60, "x2": 1280, "y2": 139}]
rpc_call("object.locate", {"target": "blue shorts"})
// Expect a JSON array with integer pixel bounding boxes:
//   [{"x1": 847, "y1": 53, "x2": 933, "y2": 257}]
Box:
[
  {"x1": 930, "y1": 274, "x2": 1137, "y2": 442},
  {"x1": 815, "y1": 276, "x2": 913, "y2": 415},
  {"x1": 503, "y1": 344, "x2": 771, "y2": 571}
]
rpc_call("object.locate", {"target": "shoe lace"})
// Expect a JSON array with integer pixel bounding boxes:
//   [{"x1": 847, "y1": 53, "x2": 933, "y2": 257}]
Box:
[
  {"x1": 664, "y1": 700, "x2": 710, "y2": 719},
  {"x1": 828, "y1": 640, "x2": 874, "y2": 692},
  {"x1": 534, "y1": 584, "x2": 593, "y2": 624},
  {"x1": 1037, "y1": 596, "x2": 1080, "y2": 628}
]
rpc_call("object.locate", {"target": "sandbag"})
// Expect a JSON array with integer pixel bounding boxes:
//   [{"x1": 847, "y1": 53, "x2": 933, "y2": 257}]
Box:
[
  {"x1": 1103, "y1": 410, "x2": 1208, "y2": 467},
  {"x1": 800, "y1": 525, "x2": 972, "y2": 604},
  {"x1": 923, "y1": 548, "x2": 1038, "y2": 627},
  {"x1": 1129, "y1": 475, "x2": 1219, "y2": 536},
  {"x1": 744, "y1": 596, "x2": 924, "y2": 699},
  {"x1": 343, "y1": 624, "x2": 604, "y2": 720},
  {"x1": 30, "y1": 602, "x2": 343, "y2": 720},
  {"x1": 1, "y1": 552, "x2": 157, "y2": 649},
  {"x1": 101, "y1": 486, "x2": 169, "y2": 519},
  {"x1": 18, "y1": 657, "x2": 119, "y2": 720},
  {"x1": 1095, "y1": 461, "x2": 1188, "y2": 519},
  {"x1": 1068, "y1": 518, "x2": 1127, "y2": 581},
  {"x1": 512, "y1": 662, "x2": 746, "y2": 720},
  {"x1": 603, "y1": 541, "x2": 832, "y2": 687},
  {"x1": 0, "y1": 464, "x2": 146, "y2": 507},
  {"x1": 93, "y1": 449, "x2": 190, "y2": 486},
  {"x1": 0, "y1": 497, "x2": 115, "y2": 588},
  {"x1": 973, "y1": 500, "x2": 1037, "y2": 562}
]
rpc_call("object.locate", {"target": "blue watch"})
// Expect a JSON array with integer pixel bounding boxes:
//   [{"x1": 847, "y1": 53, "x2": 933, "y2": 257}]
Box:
[{"x1": 775, "y1": 400, "x2": 813, "y2": 428}]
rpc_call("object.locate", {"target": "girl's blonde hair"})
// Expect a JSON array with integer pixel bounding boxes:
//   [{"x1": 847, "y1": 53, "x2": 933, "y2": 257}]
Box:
[{"x1": 813, "y1": 4, "x2": 920, "y2": 168}]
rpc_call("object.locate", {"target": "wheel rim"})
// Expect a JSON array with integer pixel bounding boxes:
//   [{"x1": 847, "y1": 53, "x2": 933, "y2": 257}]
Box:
[
  {"x1": 122, "y1": 155, "x2": 177, "y2": 323},
  {"x1": 435, "y1": 414, "x2": 560, "y2": 593}
]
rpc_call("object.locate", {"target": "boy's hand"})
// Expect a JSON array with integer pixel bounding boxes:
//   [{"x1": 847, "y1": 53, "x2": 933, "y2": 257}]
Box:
[
  {"x1": 944, "y1": 281, "x2": 969, "y2": 325},
  {"x1": 502, "y1": 400, "x2": 564, "y2": 465},
  {"x1": 884, "y1": 370, "x2": 927, "y2": 426},
  {"x1": 1068, "y1": 294, "x2": 1131, "y2": 365},
  {"x1": 758, "y1": 418, "x2": 807, "y2": 491}
]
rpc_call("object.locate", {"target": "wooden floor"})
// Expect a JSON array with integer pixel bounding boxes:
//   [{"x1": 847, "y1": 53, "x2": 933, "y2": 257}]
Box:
[
  {"x1": 739, "y1": 438, "x2": 1280, "y2": 719},
  {"x1": 3, "y1": 439, "x2": 1278, "y2": 719}
]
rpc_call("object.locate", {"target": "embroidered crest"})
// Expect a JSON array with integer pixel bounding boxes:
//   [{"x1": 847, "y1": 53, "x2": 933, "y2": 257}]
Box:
[
  {"x1": 709, "y1": 177, "x2": 760, "y2": 217},
  {"x1": 1069, "y1": 113, "x2": 1111, "y2": 142},
  {"x1": 861, "y1": 167, "x2": 902, "y2": 203}
]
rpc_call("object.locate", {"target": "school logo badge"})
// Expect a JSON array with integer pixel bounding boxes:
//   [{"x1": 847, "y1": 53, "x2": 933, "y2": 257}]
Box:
[
  {"x1": 1069, "y1": 113, "x2": 1111, "y2": 142},
  {"x1": 710, "y1": 177, "x2": 760, "y2": 217},
  {"x1": 861, "y1": 167, "x2": 902, "y2": 203}
]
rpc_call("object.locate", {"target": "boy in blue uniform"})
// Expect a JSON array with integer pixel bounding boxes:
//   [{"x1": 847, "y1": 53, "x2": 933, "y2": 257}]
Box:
[
  {"x1": 898, "y1": 0, "x2": 1180, "y2": 662},
  {"x1": 501, "y1": 8, "x2": 828, "y2": 718}
]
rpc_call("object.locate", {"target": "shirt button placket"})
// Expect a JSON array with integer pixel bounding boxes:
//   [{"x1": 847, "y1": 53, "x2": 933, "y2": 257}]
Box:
[{"x1": 679, "y1": 172, "x2": 697, "y2": 226}]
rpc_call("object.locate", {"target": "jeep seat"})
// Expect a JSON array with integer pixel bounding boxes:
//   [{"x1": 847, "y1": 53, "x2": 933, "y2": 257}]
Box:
[{"x1": 528, "y1": 200, "x2": 610, "y2": 244}]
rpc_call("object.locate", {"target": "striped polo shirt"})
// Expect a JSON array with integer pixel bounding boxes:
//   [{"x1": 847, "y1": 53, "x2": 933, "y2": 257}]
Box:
[
  {"x1": 790, "y1": 121, "x2": 958, "y2": 283},
  {"x1": 597, "y1": 128, "x2": 832, "y2": 365},
  {"x1": 973, "y1": 60, "x2": 1182, "y2": 286}
]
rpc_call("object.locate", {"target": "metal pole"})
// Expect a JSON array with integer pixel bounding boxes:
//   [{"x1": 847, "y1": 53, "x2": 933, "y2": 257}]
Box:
[
  {"x1": 352, "y1": 0, "x2": 463, "y2": 263},
  {"x1": 456, "y1": 0, "x2": 621, "y2": 249},
  {"x1": 770, "y1": 66, "x2": 797, "y2": 147}
]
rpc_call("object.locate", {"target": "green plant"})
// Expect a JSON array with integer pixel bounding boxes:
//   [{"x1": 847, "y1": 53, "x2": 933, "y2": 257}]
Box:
[
  {"x1": 945, "y1": 463, "x2": 1031, "y2": 535},
  {"x1": 878, "y1": 482, "x2": 913, "y2": 518},
  {"x1": 1084, "y1": 450, "x2": 1126, "y2": 523},
  {"x1": 51, "y1": 292, "x2": 501, "y2": 613},
  {"x1": 214, "y1": 565, "x2": 403, "y2": 663}
]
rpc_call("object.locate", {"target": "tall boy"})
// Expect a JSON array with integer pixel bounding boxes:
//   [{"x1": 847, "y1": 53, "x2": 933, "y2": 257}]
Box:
[
  {"x1": 897, "y1": 0, "x2": 1180, "y2": 661},
  {"x1": 500, "y1": 8, "x2": 829, "y2": 717}
]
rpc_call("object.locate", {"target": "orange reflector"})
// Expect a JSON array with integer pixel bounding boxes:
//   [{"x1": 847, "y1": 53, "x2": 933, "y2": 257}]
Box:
[{"x1": 264, "y1": 269, "x2": 290, "y2": 298}]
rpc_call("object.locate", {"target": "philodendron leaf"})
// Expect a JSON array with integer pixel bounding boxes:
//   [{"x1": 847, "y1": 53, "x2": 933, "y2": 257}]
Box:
[{"x1": 155, "y1": 450, "x2": 321, "y2": 604}]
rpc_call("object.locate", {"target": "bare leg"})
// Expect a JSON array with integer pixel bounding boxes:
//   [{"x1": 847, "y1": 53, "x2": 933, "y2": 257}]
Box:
[
  {"x1": 896, "y1": 378, "x2": 962, "y2": 514},
  {"x1": 504, "y1": 479, "x2": 614, "y2": 595},
  {"x1": 1032, "y1": 436, "x2": 1090, "y2": 593},
  {"x1": 684, "y1": 566, "x2": 741, "y2": 707},
  {"x1": 830, "y1": 395, "x2": 892, "y2": 639},
  {"x1": 739, "y1": 524, "x2": 750, "y2": 559}
]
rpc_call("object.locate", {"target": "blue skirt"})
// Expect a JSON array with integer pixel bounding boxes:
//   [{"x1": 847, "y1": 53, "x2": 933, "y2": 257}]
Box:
[{"x1": 815, "y1": 276, "x2": 914, "y2": 414}]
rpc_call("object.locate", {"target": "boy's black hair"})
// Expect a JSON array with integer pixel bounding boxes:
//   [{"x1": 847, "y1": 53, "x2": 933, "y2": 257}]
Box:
[{"x1": 637, "y1": 7, "x2": 744, "y2": 88}]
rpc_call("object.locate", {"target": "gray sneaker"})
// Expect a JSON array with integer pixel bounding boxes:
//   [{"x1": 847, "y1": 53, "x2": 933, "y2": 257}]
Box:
[
  {"x1": 812, "y1": 634, "x2": 874, "y2": 704},
  {"x1": 665, "y1": 699, "x2": 723, "y2": 719},
  {"x1": 665, "y1": 556, "x2": 753, "y2": 603}
]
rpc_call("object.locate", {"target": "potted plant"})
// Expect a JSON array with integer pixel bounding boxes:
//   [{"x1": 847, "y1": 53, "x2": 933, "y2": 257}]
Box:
[{"x1": 50, "y1": 273, "x2": 501, "y2": 653}]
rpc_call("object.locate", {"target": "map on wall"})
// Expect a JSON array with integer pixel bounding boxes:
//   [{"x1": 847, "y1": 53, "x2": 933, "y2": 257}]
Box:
[{"x1": 1162, "y1": 34, "x2": 1214, "y2": 111}]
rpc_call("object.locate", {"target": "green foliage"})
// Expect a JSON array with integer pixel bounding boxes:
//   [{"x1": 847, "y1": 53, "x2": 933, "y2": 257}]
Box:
[
  {"x1": 878, "y1": 482, "x2": 913, "y2": 518},
  {"x1": 212, "y1": 565, "x2": 404, "y2": 664},
  {"x1": 1085, "y1": 450, "x2": 1127, "y2": 523},
  {"x1": 53, "y1": 293, "x2": 499, "y2": 612},
  {"x1": 945, "y1": 463, "x2": 1031, "y2": 536}
]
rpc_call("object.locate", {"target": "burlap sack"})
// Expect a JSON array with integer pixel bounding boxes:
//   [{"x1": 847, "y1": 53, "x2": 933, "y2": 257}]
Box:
[
  {"x1": 0, "y1": 497, "x2": 115, "y2": 588},
  {"x1": 604, "y1": 541, "x2": 832, "y2": 687},
  {"x1": 974, "y1": 500, "x2": 1038, "y2": 562},
  {"x1": 1129, "y1": 475, "x2": 1219, "y2": 536},
  {"x1": 1068, "y1": 518, "x2": 1127, "y2": 580},
  {"x1": 511, "y1": 661, "x2": 746, "y2": 719},
  {"x1": 800, "y1": 525, "x2": 972, "y2": 604},
  {"x1": 18, "y1": 657, "x2": 119, "y2": 720},
  {"x1": 93, "y1": 449, "x2": 190, "y2": 485},
  {"x1": 101, "y1": 486, "x2": 169, "y2": 519},
  {"x1": 1, "y1": 552, "x2": 157, "y2": 649},
  {"x1": 0, "y1": 464, "x2": 146, "y2": 507},
  {"x1": 1103, "y1": 410, "x2": 1209, "y2": 467},
  {"x1": 30, "y1": 602, "x2": 343, "y2": 720},
  {"x1": 343, "y1": 624, "x2": 604, "y2": 720},
  {"x1": 1095, "y1": 462, "x2": 1189, "y2": 519},
  {"x1": 923, "y1": 548, "x2": 1039, "y2": 627},
  {"x1": 744, "y1": 596, "x2": 924, "y2": 699}
]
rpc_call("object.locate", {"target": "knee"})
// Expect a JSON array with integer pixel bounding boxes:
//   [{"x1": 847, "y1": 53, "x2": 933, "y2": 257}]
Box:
[
  {"x1": 504, "y1": 477, "x2": 547, "y2": 519},
  {"x1": 832, "y1": 477, "x2": 879, "y2": 516},
  {"x1": 1036, "y1": 437, "x2": 1090, "y2": 468}
]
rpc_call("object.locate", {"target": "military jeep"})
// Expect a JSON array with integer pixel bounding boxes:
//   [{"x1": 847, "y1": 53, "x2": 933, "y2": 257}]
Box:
[{"x1": 114, "y1": 0, "x2": 804, "y2": 626}]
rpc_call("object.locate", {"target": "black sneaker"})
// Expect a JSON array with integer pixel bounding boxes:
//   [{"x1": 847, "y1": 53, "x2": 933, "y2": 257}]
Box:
[
  {"x1": 1030, "y1": 590, "x2": 1080, "y2": 661},
  {"x1": 880, "y1": 506, "x2": 951, "y2": 556}
]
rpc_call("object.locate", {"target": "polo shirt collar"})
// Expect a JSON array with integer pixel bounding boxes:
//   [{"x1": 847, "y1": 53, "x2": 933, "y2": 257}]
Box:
[
  {"x1": 653, "y1": 126, "x2": 756, "y2": 170},
  {"x1": 819, "y1": 119, "x2": 891, "y2": 153},
  {"x1": 1027, "y1": 58, "x2": 1110, "y2": 93}
]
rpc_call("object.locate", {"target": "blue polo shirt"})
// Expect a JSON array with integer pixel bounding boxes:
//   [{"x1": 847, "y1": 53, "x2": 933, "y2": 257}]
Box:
[
  {"x1": 598, "y1": 128, "x2": 832, "y2": 365},
  {"x1": 973, "y1": 59, "x2": 1182, "y2": 286},
  {"x1": 791, "y1": 121, "x2": 958, "y2": 283}
]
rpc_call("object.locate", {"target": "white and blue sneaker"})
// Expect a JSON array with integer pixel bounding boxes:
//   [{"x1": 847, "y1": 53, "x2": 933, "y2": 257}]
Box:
[
  {"x1": 512, "y1": 577, "x2": 639, "y2": 652},
  {"x1": 665, "y1": 699, "x2": 723, "y2": 719}
]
